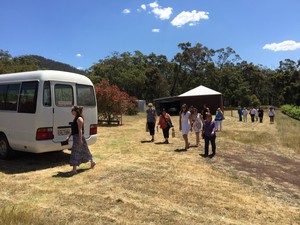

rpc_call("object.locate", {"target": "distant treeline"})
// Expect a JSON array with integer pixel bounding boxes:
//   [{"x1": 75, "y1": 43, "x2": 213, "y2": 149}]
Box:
[
  {"x1": 0, "y1": 51, "x2": 84, "y2": 75},
  {"x1": 1, "y1": 42, "x2": 299, "y2": 107}
]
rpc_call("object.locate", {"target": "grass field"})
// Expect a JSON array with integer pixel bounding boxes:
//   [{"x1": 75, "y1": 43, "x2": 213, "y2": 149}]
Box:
[{"x1": 0, "y1": 110, "x2": 299, "y2": 225}]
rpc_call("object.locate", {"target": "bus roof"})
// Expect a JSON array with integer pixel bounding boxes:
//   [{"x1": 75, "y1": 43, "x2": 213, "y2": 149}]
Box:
[{"x1": 0, "y1": 70, "x2": 93, "y2": 85}]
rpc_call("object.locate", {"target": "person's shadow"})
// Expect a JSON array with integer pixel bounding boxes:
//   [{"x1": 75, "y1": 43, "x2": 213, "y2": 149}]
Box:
[
  {"x1": 174, "y1": 143, "x2": 200, "y2": 152},
  {"x1": 140, "y1": 140, "x2": 153, "y2": 143},
  {"x1": 199, "y1": 153, "x2": 215, "y2": 158},
  {"x1": 53, "y1": 168, "x2": 90, "y2": 178},
  {"x1": 0, "y1": 151, "x2": 70, "y2": 174},
  {"x1": 174, "y1": 148, "x2": 187, "y2": 152},
  {"x1": 155, "y1": 141, "x2": 170, "y2": 145}
]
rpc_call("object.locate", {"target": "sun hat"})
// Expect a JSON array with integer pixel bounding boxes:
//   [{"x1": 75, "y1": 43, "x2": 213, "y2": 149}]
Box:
[{"x1": 148, "y1": 103, "x2": 153, "y2": 107}]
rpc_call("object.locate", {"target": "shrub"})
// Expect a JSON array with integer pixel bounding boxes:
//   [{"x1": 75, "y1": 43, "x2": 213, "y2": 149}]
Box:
[
  {"x1": 281, "y1": 104, "x2": 300, "y2": 120},
  {"x1": 95, "y1": 80, "x2": 138, "y2": 120},
  {"x1": 126, "y1": 96, "x2": 139, "y2": 115}
]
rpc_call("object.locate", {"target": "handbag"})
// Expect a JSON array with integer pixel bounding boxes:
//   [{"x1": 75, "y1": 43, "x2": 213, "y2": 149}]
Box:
[
  {"x1": 166, "y1": 120, "x2": 173, "y2": 128},
  {"x1": 172, "y1": 128, "x2": 175, "y2": 138},
  {"x1": 164, "y1": 116, "x2": 173, "y2": 128}
]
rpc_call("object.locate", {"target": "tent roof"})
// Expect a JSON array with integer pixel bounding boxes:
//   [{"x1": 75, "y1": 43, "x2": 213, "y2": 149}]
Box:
[{"x1": 178, "y1": 85, "x2": 221, "y2": 97}]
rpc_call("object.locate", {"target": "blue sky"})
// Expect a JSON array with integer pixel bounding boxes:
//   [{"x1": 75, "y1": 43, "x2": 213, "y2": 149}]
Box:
[{"x1": 1, "y1": 0, "x2": 299, "y2": 70}]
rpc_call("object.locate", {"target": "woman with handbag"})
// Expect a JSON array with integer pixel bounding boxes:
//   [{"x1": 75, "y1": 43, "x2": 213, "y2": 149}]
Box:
[{"x1": 158, "y1": 109, "x2": 173, "y2": 144}]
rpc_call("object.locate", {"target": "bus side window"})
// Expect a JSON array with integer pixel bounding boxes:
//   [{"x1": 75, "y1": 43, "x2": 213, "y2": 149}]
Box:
[
  {"x1": 6, "y1": 84, "x2": 20, "y2": 111},
  {"x1": 18, "y1": 81, "x2": 38, "y2": 113},
  {"x1": 77, "y1": 84, "x2": 96, "y2": 106},
  {"x1": 43, "y1": 81, "x2": 51, "y2": 106},
  {"x1": 55, "y1": 84, "x2": 73, "y2": 106},
  {"x1": 0, "y1": 85, "x2": 8, "y2": 110}
]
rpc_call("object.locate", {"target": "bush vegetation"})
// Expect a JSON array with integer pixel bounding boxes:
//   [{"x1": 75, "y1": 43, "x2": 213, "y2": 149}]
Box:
[
  {"x1": 281, "y1": 104, "x2": 300, "y2": 120},
  {"x1": 1, "y1": 45, "x2": 300, "y2": 107}
]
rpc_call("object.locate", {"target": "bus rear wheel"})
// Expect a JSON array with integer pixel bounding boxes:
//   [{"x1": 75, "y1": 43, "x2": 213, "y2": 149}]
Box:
[{"x1": 0, "y1": 134, "x2": 13, "y2": 159}]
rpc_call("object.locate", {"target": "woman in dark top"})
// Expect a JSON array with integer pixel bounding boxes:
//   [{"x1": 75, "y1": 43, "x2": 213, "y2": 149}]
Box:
[
  {"x1": 258, "y1": 106, "x2": 264, "y2": 123},
  {"x1": 66, "y1": 106, "x2": 96, "y2": 176},
  {"x1": 146, "y1": 103, "x2": 157, "y2": 142},
  {"x1": 201, "y1": 113, "x2": 216, "y2": 157}
]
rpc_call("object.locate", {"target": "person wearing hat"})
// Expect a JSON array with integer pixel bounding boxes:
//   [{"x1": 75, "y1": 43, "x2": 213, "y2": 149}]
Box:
[{"x1": 146, "y1": 103, "x2": 157, "y2": 142}]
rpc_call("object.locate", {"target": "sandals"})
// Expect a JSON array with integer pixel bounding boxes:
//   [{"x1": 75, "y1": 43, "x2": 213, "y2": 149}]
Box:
[{"x1": 91, "y1": 161, "x2": 96, "y2": 169}]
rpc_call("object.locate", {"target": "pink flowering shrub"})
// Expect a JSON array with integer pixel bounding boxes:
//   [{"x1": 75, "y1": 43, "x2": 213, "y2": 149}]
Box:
[{"x1": 95, "y1": 80, "x2": 138, "y2": 120}]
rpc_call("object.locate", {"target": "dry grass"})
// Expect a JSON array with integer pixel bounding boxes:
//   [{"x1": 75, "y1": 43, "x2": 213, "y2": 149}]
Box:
[{"x1": 0, "y1": 110, "x2": 299, "y2": 225}]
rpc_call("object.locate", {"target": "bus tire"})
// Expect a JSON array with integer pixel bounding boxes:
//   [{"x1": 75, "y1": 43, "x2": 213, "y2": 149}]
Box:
[{"x1": 0, "y1": 134, "x2": 13, "y2": 159}]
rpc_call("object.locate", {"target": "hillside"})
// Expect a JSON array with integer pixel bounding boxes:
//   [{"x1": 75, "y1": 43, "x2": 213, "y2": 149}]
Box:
[{"x1": 23, "y1": 55, "x2": 86, "y2": 75}]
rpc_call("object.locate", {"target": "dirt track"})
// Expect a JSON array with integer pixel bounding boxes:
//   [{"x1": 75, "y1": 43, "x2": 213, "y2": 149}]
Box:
[{"x1": 206, "y1": 139, "x2": 300, "y2": 207}]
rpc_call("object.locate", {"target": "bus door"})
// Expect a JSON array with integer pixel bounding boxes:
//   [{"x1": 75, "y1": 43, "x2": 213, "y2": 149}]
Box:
[{"x1": 52, "y1": 82, "x2": 74, "y2": 143}]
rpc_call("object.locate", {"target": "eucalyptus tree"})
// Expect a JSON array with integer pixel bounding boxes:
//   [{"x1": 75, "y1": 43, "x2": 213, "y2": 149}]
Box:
[
  {"x1": 143, "y1": 67, "x2": 169, "y2": 102},
  {"x1": 0, "y1": 50, "x2": 13, "y2": 74},
  {"x1": 236, "y1": 61, "x2": 269, "y2": 105},
  {"x1": 274, "y1": 59, "x2": 300, "y2": 105},
  {"x1": 145, "y1": 53, "x2": 174, "y2": 97},
  {"x1": 214, "y1": 47, "x2": 241, "y2": 70},
  {"x1": 172, "y1": 42, "x2": 215, "y2": 93},
  {"x1": 0, "y1": 50, "x2": 38, "y2": 74},
  {"x1": 219, "y1": 62, "x2": 251, "y2": 106},
  {"x1": 89, "y1": 51, "x2": 147, "y2": 99}
]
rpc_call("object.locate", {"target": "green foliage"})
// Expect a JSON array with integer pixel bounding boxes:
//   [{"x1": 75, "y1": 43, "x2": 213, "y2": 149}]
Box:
[
  {"x1": 0, "y1": 50, "x2": 85, "y2": 75},
  {"x1": 0, "y1": 50, "x2": 39, "y2": 73},
  {"x1": 22, "y1": 55, "x2": 85, "y2": 74},
  {"x1": 281, "y1": 104, "x2": 300, "y2": 120},
  {"x1": 249, "y1": 94, "x2": 261, "y2": 107},
  {"x1": 95, "y1": 80, "x2": 138, "y2": 120},
  {"x1": 126, "y1": 96, "x2": 139, "y2": 115},
  {"x1": 1, "y1": 47, "x2": 300, "y2": 108}
]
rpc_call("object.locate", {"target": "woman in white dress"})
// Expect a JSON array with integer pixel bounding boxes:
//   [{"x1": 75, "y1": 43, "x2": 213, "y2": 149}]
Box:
[
  {"x1": 179, "y1": 104, "x2": 192, "y2": 150},
  {"x1": 242, "y1": 107, "x2": 248, "y2": 122},
  {"x1": 191, "y1": 108, "x2": 202, "y2": 147}
]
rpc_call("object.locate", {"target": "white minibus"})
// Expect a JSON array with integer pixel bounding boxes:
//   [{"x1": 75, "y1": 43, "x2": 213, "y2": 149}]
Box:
[{"x1": 0, "y1": 70, "x2": 98, "y2": 159}]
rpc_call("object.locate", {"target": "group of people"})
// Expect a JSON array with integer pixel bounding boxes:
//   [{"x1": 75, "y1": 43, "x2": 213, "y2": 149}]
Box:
[
  {"x1": 60, "y1": 103, "x2": 278, "y2": 176},
  {"x1": 65, "y1": 102, "x2": 224, "y2": 176},
  {"x1": 146, "y1": 103, "x2": 174, "y2": 144},
  {"x1": 237, "y1": 106, "x2": 275, "y2": 123},
  {"x1": 146, "y1": 103, "x2": 224, "y2": 157}
]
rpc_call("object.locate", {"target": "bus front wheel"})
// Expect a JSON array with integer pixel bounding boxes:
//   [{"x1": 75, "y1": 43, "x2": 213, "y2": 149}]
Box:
[{"x1": 0, "y1": 134, "x2": 13, "y2": 159}]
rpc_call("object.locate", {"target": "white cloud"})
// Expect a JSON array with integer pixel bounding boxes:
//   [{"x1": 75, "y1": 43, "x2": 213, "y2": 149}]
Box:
[
  {"x1": 148, "y1": 1, "x2": 172, "y2": 20},
  {"x1": 76, "y1": 53, "x2": 83, "y2": 57},
  {"x1": 141, "y1": 4, "x2": 146, "y2": 11},
  {"x1": 152, "y1": 28, "x2": 160, "y2": 33},
  {"x1": 77, "y1": 67, "x2": 84, "y2": 70},
  {"x1": 149, "y1": 1, "x2": 159, "y2": 9},
  {"x1": 262, "y1": 40, "x2": 300, "y2": 51},
  {"x1": 171, "y1": 10, "x2": 209, "y2": 28},
  {"x1": 152, "y1": 7, "x2": 172, "y2": 20},
  {"x1": 122, "y1": 9, "x2": 131, "y2": 14}
]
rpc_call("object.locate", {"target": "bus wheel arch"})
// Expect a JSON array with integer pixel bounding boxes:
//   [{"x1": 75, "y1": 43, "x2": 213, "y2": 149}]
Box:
[{"x1": 0, "y1": 133, "x2": 14, "y2": 159}]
